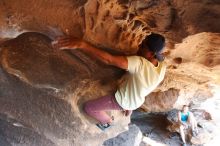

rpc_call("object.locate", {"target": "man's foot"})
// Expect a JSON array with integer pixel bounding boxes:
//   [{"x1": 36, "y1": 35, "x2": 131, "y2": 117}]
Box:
[
  {"x1": 96, "y1": 123, "x2": 112, "y2": 131},
  {"x1": 182, "y1": 143, "x2": 187, "y2": 146}
]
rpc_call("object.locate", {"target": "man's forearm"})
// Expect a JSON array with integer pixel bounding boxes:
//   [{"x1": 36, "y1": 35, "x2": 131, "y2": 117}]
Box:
[
  {"x1": 79, "y1": 42, "x2": 113, "y2": 64},
  {"x1": 58, "y1": 39, "x2": 128, "y2": 69}
]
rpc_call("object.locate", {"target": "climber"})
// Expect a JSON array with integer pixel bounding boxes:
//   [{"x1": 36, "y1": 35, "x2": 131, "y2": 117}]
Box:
[
  {"x1": 53, "y1": 33, "x2": 166, "y2": 131},
  {"x1": 178, "y1": 105, "x2": 199, "y2": 146}
]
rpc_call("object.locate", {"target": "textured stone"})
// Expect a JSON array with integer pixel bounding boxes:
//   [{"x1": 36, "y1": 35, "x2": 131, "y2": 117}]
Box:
[
  {"x1": 0, "y1": 114, "x2": 56, "y2": 146},
  {"x1": 1, "y1": 32, "x2": 89, "y2": 89},
  {"x1": 191, "y1": 130, "x2": 211, "y2": 145},
  {"x1": 0, "y1": 32, "x2": 130, "y2": 146},
  {"x1": 0, "y1": 0, "x2": 220, "y2": 145},
  {"x1": 142, "y1": 88, "x2": 180, "y2": 112},
  {"x1": 103, "y1": 124, "x2": 142, "y2": 146},
  {"x1": 1, "y1": 0, "x2": 219, "y2": 50}
]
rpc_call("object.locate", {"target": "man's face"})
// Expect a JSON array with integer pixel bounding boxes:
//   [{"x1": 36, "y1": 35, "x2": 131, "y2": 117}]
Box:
[{"x1": 139, "y1": 47, "x2": 155, "y2": 60}]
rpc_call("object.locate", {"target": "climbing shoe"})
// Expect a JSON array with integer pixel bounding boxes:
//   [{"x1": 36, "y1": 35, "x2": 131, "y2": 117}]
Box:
[{"x1": 96, "y1": 123, "x2": 112, "y2": 131}]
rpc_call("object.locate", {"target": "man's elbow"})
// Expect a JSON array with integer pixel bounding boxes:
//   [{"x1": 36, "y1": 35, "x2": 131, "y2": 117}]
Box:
[
  {"x1": 103, "y1": 55, "x2": 127, "y2": 69},
  {"x1": 102, "y1": 56, "x2": 113, "y2": 65}
]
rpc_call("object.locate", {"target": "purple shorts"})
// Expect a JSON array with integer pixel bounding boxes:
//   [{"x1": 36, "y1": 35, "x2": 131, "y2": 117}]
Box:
[{"x1": 84, "y1": 95, "x2": 123, "y2": 124}]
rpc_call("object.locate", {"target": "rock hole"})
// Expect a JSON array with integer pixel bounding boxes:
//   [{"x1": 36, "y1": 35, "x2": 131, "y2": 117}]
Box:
[
  {"x1": 173, "y1": 57, "x2": 182, "y2": 64},
  {"x1": 117, "y1": 0, "x2": 129, "y2": 5},
  {"x1": 205, "y1": 59, "x2": 214, "y2": 67},
  {"x1": 142, "y1": 27, "x2": 148, "y2": 32},
  {"x1": 132, "y1": 20, "x2": 142, "y2": 31},
  {"x1": 128, "y1": 13, "x2": 135, "y2": 21}
]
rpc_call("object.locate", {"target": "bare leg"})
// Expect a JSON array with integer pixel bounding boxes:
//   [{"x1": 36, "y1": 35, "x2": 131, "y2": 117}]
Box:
[
  {"x1": 189, "y1": 114, "x2": 198, "y2": 133},
  {"x1": 179, "y1": 125, "x2": 186, "y2": 144},
  {"x1": 84, "y1": 95, "x2": 122, "y2": 124}
]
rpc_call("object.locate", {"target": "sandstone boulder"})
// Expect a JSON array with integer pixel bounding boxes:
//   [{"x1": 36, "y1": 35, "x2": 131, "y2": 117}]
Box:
[
  {"x1": 0, "y1": 0, "x2": 220, "y2": 145},
  {"x1": 0, "y1": 32, "x2": 130, "y2": 146},
  {"x1": 103, "y1": 124, "x2": 142, "y2": 146}
]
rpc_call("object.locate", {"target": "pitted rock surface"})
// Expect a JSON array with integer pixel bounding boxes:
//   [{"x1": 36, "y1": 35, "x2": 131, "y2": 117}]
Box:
[
  {"x1": 0, "y1": 0, "x2": 220, "y2": 145},
  {"x1": 0, "y1": 32, "x2": 130, "y2": 146}
]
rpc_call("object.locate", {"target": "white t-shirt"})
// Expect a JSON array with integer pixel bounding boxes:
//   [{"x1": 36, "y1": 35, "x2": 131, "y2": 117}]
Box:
[{"x1": 115, "y1": 56, "x2": 166, "y2": 110}]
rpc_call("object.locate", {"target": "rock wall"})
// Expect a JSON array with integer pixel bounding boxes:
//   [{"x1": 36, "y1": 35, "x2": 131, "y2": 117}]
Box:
[
  {"x1": 1, "y1": 0, "x2": 220, "y2": 49},
  {"x1": 143, "y1": 32, "x2": 220, "y2": 112},
  {"x1": 0, "y1": 0, "x2": 220, "y2": 145},
  {"x1": 0, "y1": 32, "x2": 130, "y2": 146}
]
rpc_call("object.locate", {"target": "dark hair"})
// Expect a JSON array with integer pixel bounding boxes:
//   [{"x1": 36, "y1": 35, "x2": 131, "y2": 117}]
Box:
[
  {"x1": 182, "y1": 105, "x2": 189, "y2": 109},
  {"x1": 141, "y1": 33, "x2": 165, "y2": 51},
  {"x1": 139, "y1": 33, "x2": 165, "y2": 61}
]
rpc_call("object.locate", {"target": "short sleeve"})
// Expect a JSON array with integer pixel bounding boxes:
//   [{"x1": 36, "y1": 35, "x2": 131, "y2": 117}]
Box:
[{"x1": 126, "y1": 56, "x2": 142, "y2": 74}]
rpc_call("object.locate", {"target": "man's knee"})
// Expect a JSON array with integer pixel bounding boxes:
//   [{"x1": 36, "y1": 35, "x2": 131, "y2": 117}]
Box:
[{"x1": 83, "y1": 102, "x2": 93, "y2": 115}]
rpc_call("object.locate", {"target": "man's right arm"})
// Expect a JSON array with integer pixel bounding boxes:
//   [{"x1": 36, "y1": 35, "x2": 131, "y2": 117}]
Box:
[
  {"x1": 80, "y1": 42, "x2": 128, "y2": 70},
  {"x1": 54, "y1": 37, "x2": 128, "y2": 70}
]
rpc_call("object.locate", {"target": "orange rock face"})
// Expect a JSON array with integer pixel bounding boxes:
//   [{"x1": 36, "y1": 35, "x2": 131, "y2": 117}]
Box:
[{"x1": 0, "y1": 0, "x2": 220, "y2": 145}]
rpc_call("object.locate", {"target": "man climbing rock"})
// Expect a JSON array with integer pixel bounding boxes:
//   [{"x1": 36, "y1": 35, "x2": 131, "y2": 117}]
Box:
[
  {"x1": 178, "y1": 105, "x2": 199, "y2": 146},
  {"x1": 53, "y1": 33, "x2": 166, "y2": 131}
]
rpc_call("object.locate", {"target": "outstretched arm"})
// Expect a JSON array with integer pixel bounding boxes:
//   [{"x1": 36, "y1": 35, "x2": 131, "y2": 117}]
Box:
[{"x1": 53, "y1": 37, "x2": 128, "y2": 70}]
